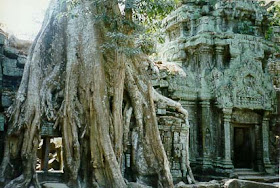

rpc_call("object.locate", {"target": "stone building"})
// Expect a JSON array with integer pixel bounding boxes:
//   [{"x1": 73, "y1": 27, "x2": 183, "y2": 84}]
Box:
[{"x1": 154, "y1": 0, "x2": 279, "y2": 179}]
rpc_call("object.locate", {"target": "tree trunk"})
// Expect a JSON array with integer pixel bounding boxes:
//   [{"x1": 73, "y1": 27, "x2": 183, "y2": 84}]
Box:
[{"x1": 0, "y1": 0, "x2": 194, "y2": 187}]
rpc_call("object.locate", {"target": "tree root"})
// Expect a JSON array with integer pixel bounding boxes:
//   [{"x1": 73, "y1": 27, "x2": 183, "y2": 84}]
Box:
[
  {"x1": 153, "y1": 88, "x2": 196, "y2": 184},
  {"x1": 0, "y1": 1, "x2": 195, "y2": 187}
]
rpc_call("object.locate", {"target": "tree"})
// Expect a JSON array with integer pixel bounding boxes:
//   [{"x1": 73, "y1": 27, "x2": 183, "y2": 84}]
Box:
[{"x1": 0, "y1": 0, "x2": 194, "y2": 187}]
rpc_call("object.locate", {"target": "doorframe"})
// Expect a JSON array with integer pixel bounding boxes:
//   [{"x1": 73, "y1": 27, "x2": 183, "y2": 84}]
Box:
[{"x1": 232, "y1": 123, "x2": 256, "y2": 169}]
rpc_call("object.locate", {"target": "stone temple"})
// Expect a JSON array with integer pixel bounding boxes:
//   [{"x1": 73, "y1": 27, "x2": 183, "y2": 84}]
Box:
[
  {"x1": 0, "y1": 0, "x2": 279, "y2": 185},
  {"x1": 153, "y1": 0, "x2": 279, "y2": 180}
]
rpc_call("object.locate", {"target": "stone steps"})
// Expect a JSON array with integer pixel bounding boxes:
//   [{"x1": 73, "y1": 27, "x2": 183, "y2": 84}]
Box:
[
  {"x1": 42, "y1": 183, "x2": 69, "y2": 188},
  {"x1": 238, "y1": 175, "x2": 279, "y2": 183},
  {"x1": 234, "y1": 168, "x2": 264, "y2": 176},
  {"x1": 234, "y1": 168, "x2": 279, "y2": 183}
]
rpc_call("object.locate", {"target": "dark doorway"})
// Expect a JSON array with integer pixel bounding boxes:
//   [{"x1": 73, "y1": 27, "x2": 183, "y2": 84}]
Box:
[{"x1": 234, "y1": 127, "x2": 253, "y2": 168}]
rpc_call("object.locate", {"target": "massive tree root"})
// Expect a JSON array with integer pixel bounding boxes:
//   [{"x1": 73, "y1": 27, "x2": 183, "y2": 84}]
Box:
[{"x1": 0, "y1": 0, "x2": 194, "y2": 187}]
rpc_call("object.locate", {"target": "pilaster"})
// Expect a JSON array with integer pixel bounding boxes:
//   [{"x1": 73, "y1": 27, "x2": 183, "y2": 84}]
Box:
[
  {"x1": 182, "y1": 101, "x2": 198, "y2": 164},
  {"x1": 190, "y1": 17, "x2": 195, "y2": 36},
  {"x1": 255, "y1": 124, "x2": 263, "y2": 171},
  {"x1": 200, "y1": 100, "x2": 212, "y2": 169},
  {"x1": 222, "y1": 108, "x2": 233, "y2": 171},
  {"x1": 199, "y1": 46, "x2": 213, "y2": 70},
  {"x1": 215, "y1": 45, "x2": 224, "y2": 69},
  {"x1": 262, "y1": 112, "x2": 273, "y2": 174}
]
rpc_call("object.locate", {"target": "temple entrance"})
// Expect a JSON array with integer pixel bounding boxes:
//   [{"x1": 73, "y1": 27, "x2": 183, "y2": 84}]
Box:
[
  {"x1": 233, "y1": 126, "x2": 253, "y2": 168},
  {"x1": 37, "y1": 137, "x2": 63, "y2": 172}
]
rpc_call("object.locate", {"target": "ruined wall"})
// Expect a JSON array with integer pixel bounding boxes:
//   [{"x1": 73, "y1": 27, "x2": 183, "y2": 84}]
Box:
[
  {"x1": 156, "y1": 0, "x2": 279, "y2": 178},
  {"x1": 0, "y1": 32, "x2": 27, "y2": 161}
]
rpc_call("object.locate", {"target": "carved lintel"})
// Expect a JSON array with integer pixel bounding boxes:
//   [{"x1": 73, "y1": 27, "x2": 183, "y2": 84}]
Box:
[{"x1": 41, "y1": 122, "x2": 61, "y2": 137}]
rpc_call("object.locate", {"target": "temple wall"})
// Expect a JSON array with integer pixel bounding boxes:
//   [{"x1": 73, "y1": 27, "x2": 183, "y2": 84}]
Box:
[
  {"x1": 0, "y1": 32, "x2": 27, "y2": 161},
  {"x1": 155, "y1": 0, "x2": 279, "y2": 179}
]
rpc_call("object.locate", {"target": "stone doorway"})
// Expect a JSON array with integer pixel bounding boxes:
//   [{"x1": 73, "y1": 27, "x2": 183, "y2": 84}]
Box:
[
  {"x1": 37, "y1": 137, "x2": 63, "y2": 172},
  {"x1": 233, "y1": 126, "x2": 254, "y2": 168}
]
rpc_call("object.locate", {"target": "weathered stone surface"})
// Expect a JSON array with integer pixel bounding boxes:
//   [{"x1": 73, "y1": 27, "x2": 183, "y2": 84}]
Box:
[
  {"x1": 3, "y1": 46, "x2": 19, "y2": 59},
  {"x1": 17, "y1": 55, "x2": 26, "y2": 68},
  {"x1": 224, "y1": 179, "x2": 278, "y2": 188},
  {"x1": 154, "y1": 0, "x2": 279, "y2": 179},
  {"x1": 42, "y1": 183, "x2": 69, "y2": 188},
  {"x1": 0, "y1": 33, "x2": 5, "y2": 45},
  {"x1": 2, "y1": 92, "x2": 13, "y2": 108},
  {"x1": 3, "y1": 57, "x2": 23, "y2": 77},
  {"x1": 127, "y1": 182, "x2": 152, "y2": 188},
  {"x1": 0, "y1": 114, "x2": 4, "y2": 131},
  {"x1": 175, "y1": 181, "x2": 220, "y2": 188},
  {"x1": 7, "y1": 34, "x2": 32, "y2": 55}
]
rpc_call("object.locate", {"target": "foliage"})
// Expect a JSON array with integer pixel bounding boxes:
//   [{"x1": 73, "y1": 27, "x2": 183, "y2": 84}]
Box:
[
  {"x1": 264, "y1": 2, "x2": 280, "y2": 51},
  {"x1": 130, "y1": 0, "x2": 179, "y2": 54},
  {"x1": 237, "y1": 21, "x2": 255, "y2": 35},
  {"x1": 269, "y1": 2, "x2": 280, "y2": 26},
  {"x1": 58, "y1": 0, "x2": 178, "y2": 55}
]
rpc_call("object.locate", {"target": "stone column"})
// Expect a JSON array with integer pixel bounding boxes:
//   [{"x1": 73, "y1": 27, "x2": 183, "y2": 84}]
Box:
[
  {"x1": 182, "y1": 101, "x2": 198, "y2": 164},
  {"x1": 255, "y1": 124, "x2": 263, "y2": 171},
  {"x1": 190, "y1": 17, "x2": 195, "y2": 36},
  {"x1": 215, "y1": 45, "x2": 224, "y2": 69},
  {"x1": 41, "y1": 137, "x2": 50, "y2": 172},
  {"x1": 215, "y1": 103, "x2": 223, "y2": 161},
  {"x1": 179, "y1": 23, "x2": 185, "y2": 38},
  {"x1": 262, "y1": 112, "x2": 273, "y2": 174},
  {"x1": 0, "y1": 34, "x2": 4, "y2": 90},
  {"x1": 0, "y1": 33, "x2": 4, "y2": 132},
  {"x1": 0, "y1": 32, "x2": 5, "y2": 54},
  {"x1": 201, "y1": 100, "x2": 212, "y2": 169},
  {"x1": 199, "y1": 46, "x2": 213, "y2": 71},
  {"x1": 222, "y1": 108, "x2": 233, "y2": 170},
  {"x1": 216, "y1": 16, "x2": 222, "y2": 32}
]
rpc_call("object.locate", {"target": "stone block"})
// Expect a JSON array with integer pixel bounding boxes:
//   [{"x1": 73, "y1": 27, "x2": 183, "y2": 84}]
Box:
[
  {"x1": 17, "y1": 55, "x2": 26, "y2": 68},
  {"x1": 41, "y1": 122, "x2": 61, "y2": 137},
  {"x1": 0, "y1": 114, "x2": 4, "y2": 131},
  {"x1": 160, "y1": 80, "x2": 169, "y2": 87},
  {"x1": 160, "y1": 71, "x2": 168, "y2": 79},
  {"x1": 175, "y1": 181, "x2": 220, "y2": 188},
  {"x1": 172, "y1": 162, "x2": 181, "y2": 170},
  {"x1": 4, "y1": 46, "x2": 19, "y2": 59},
  {"x1": 157, "y1": 108, "x2": 166, "y2": 115},
  {"x1": 197, "y1": 16, "x2": 215, "y2": 34},
  {"x1": 0, "y1": 46, "x2": 3, "y2": 54},
  {"x1": 171, "y1": 170, "x2": 182, "y2": 178},
  {"x1": 128, "y1": 182, "x2": 152, "y2": 188},
  {"x1": 172, "y1": 91, "x2": 190, "y2": 100},
  {"x1": 151, "y1": 79, "x2": 160, "y2": 87},
  {"x1": 3, "y1": 57, "x2": 23, "y2": 77},
  {"x1": 0, "y1": 33, "x2": 5, "y2": 45},
  {"x1": 2, "y1": 93, "x2": 13, "y2": 108},
  {"x1": 42, "y1": 183, "x2": 69, "y2": 188},
  {"x1": 224, "y1": 179, "x2": 278, "y2": 188},
  {"x1": 158, "y1": 102, "x2": 167, "y2": 109}
]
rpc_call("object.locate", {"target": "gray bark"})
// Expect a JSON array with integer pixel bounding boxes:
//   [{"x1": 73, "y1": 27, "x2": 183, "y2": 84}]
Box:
[{"x1": 0, "y1": 0, "x2": 193, "y2": 187}]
